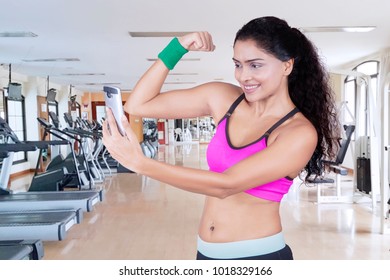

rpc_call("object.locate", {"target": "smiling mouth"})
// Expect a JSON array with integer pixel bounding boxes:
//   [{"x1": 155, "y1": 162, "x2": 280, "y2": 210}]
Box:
[
  {"x1": 244, "y1": 85, "x2": 259, "y2": 90},
  {"x1": 242, "y1": 84, "x2": 261, "y2": 93}
]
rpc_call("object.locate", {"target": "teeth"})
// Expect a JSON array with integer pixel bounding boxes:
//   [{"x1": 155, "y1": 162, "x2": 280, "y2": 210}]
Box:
[{"x1": 244, "y1": 85, "x2": 258, "y2": 89}]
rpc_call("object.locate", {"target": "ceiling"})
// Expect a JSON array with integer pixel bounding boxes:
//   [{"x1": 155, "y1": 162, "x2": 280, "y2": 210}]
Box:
[{"x1": 0, "y1": 0, "x2": 389, "y2": 93}]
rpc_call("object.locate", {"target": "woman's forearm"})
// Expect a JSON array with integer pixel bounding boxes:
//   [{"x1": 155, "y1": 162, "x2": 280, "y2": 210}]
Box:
[
  {"x1": 135, "y1": 156, "x2": 233, "y2": 199},
  {"x1": 103, "y1": 108, "x2": 232, "y2": 198}
]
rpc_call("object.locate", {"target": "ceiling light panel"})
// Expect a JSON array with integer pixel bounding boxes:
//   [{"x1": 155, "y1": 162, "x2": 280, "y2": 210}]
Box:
[
  {"x1": 82, "y1": 82, "x2": 121, "y2": 86},
  {"x1": 0, "y1": 31, "x2": 38, "y2": 37},
  {"x1": 62, "y1": 73, "x2": 105, "y2": 76},
  {"x1": 168, "y1": 73, "x2": 198, "y2": 76},
  {"x1": 300, "y1": 26, "x2": 376, "y2": 33},
  {"x1": 147, "y1": 58, "x2": 200, "y2": 62},
  {"x1": 22, "y1": 58, "x2": 80, "y2": 62},
  {"x1": 129, "y1": 32, "x2": 192, "y2": 37},
  {"x1": 163, "y1": 82, "x2": 197, "y2": 85}
]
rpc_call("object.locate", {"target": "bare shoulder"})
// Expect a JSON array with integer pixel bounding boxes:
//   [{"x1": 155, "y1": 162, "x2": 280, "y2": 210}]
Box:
[
  {"x1": 199, "y1": 82, "x2": 242, "y2": 121},
  {"x1": 279, "y1": 113, "x2": 318, "y2": 149},
  {"x1": 267, "y1": 113, "x2": 318, "y2": 177}
]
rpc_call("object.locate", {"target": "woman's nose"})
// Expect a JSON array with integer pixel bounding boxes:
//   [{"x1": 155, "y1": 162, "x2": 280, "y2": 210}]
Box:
[{"x1": 237, "y1": 67, "x2": 252, "y2": 82}]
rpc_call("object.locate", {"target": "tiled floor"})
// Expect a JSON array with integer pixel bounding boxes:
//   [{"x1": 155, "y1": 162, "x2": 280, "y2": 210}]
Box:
[{"x1": 8, "y1": 143, "x2": 390, "y2": 260}]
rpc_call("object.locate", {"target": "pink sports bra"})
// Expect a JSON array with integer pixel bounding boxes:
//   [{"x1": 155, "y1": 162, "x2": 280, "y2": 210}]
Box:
[{"x1": 206, "y1": 93, "x2": 299, "y2": 202}]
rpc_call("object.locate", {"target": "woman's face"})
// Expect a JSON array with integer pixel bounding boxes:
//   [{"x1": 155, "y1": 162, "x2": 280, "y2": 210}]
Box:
[{"x1": 233, "y1": 39, "x2": 293, "y2": 103}]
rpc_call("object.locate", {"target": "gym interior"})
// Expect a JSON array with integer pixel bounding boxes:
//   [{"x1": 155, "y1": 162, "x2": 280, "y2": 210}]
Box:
[{"x1": 0, "y1": 0, "x2": 390, "y2": 262}]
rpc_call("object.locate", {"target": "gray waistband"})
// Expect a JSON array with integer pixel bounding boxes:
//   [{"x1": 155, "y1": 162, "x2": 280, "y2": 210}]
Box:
[{"x1": 197, "y1": 232, "x2": 286, "y2": 259}]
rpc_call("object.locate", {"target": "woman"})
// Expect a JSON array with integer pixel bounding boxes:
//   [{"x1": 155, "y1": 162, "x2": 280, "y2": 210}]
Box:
[{"x1": 102, "y1": 16, "x2": 339, "y2": 260}]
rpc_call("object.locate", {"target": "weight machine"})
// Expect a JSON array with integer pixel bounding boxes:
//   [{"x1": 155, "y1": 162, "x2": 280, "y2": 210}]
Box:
[
  {"x1": 330, "y1": 70, "x2": 381, "y2": 210},
  {"x1": 331, "y1": 69, "x2": 390, "y2": 235}
]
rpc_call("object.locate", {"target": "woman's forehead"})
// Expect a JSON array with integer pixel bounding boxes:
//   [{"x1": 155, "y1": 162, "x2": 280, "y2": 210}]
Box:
[{"x1": 233, "y1": 40, "x2": 274, "y2": 61}]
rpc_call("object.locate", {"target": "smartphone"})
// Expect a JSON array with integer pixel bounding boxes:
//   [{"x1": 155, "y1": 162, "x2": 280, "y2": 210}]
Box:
[{"x1": 103, "y1": 86, "x2": 126, "y2": 136}]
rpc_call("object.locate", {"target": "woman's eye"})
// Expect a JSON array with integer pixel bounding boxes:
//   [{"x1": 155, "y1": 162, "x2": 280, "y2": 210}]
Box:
[{"x1": 251, "y1": 63, "x2": 262, "y2": 69}]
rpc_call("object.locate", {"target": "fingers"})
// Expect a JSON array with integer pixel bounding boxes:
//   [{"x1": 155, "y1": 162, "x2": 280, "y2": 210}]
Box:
[
  {"x1": 102, "y1": 111, "x2": 144, "y2": 173},
  {"x1": 120, "y1": 115, "x2": 143, "y2": 156},
  {"x1": 102, "y1": 118, "x2": 109, "y2": 137},
  {"x1": 121, "y1": 115, "x2": 137, "y2": 142},
  {"x1": 196, "y1": 32, "x2": 215, "y2": 52},
  {"x1": 104, "y1": 108, "x2": 122, "y2": 138},
  {"x1": 102, "y1": 110, "x2": 111, "y2": 138},
  {"x1": 101, "y1": 119, "x2": 111, "y2": 148},
  {"x1": 179, "y1": 32, "x2": 215, "y2": 52}
]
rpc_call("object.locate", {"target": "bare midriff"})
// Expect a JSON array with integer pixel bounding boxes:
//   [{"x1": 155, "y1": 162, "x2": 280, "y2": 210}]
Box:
[{"x1": 198, "y1": 192, "x2": 282, "y2": 242}]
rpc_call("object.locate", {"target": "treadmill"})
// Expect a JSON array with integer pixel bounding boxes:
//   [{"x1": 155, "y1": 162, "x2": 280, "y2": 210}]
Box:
[
  {"x1": 0, "y1": 240, "x2": 44, "y2": 260},
  {"x1": 39, "y1": 114, "x2": 95, "y2": 189},
  {"x1": 0, "y1": 142, "x2": 103, "y2": 213},
  {"x1": 0, "y1": 117, "x2": 104, "y2": 214},
  {"x1": 0, "y1": 144, "x2": 83, "y2": 241},
  {"x1": 0, "y1": 208, "x2": 82, "y2": 241},
  {"x1": 0, "y1": 191, "x2": 101, "y2": 212},
  {"x1": 0, "y1": 119, "x2": 102, "y2": 245}
]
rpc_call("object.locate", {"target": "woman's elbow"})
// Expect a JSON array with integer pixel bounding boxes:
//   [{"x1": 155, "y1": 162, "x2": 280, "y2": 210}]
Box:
[
  {"x1": 124, "y1": 102, "x2": 136, "y2": 115},
  {"x1": 213, "y1": 184, "x2": 236, "y2": 199}
]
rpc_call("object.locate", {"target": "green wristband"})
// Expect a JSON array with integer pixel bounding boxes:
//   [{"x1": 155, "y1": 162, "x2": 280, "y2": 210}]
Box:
[{"x1": 158, "y1": 37, "x2": 188, "y2": 70}]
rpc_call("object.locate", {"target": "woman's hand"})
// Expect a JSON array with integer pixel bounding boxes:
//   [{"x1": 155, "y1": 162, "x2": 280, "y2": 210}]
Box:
[
  {"x1": 102, "y1": 108, "x2": 145, "y2": 173},
  {"x1": 178, "y1": 32, "x2": 216, "y2": 52}
]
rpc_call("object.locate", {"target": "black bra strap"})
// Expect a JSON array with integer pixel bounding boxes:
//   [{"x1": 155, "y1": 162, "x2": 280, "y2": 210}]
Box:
[
  {"x1": 221, "y1": 94, "x2": 299, "y2": 133},
  {"x1": 264, "y1": 107, "x2": 300, "y2": 137},
  {"x1": 225, "y1": 93, "x2": 245, "y2": 117}
]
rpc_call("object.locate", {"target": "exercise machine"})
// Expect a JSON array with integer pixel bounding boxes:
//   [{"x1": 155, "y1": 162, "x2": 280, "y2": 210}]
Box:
[
  {"x1": 307, "y1": 125, "x2": 355, "y2": 203},
  {"x1": 0, "y1": 117, "x2": 69, "y2": 192},
  {"x1": 37, "y1": 116, "x2": 92, "y2": 189},
  {"x1": 0, "y1": 240, "x2": 44, "y2": 260},
  {"x1": 0, "y1": 141, "x2": 82, "y2": 242},
  {"x1": 0, "y1": 118, "x2": 105, "y2": 244},
  {"x1": 0, "y1": 208, "x2": 82, "y2": 241},
  {"x1": 331, "y1": 70, "x2": 381, "y2": 210},
  {"x1": 142, "y1": 119, "x2": 159, "y2": 158},
  {"x1": 50, "y1": 111, "x2": 106, "y2": 185},
  {"x1": 0, "y1": 117, "x2": 104, "y2": 213}
]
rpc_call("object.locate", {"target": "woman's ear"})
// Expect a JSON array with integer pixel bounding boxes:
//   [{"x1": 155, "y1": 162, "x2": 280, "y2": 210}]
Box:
[{"x1": 283, "y1": 58, "x2": 294, "y2": 75}]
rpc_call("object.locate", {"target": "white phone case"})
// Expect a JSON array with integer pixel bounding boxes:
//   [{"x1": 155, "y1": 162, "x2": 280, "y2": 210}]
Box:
[{"x1": 103, "y1": 86, "x2": 126, "y2": 136}]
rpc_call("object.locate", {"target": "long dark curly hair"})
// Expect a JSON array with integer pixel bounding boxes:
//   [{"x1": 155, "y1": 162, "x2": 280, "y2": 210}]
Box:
[{"x1": 234, "y1": 16, "x2": 340, "y2": 180}]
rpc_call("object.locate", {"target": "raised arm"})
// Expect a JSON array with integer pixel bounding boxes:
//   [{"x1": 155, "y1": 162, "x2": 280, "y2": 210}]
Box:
[{"x1": 125, "y1": 32, "x2": 218, "y2": 119}]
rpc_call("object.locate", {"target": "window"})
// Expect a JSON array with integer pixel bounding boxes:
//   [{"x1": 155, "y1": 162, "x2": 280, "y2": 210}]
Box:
[
  {"x1": 343, "y1": 60, "x2": 379, "y2": 138},
  {"x1": 5, "y1": 96, "x2": 27, "y2": 163},
  {"x1": 0, "y1": 89, "x2": 4, "y2": 167},
  {"x1": 0, "y1": 89, "x2": 4, "y2": 119}
]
